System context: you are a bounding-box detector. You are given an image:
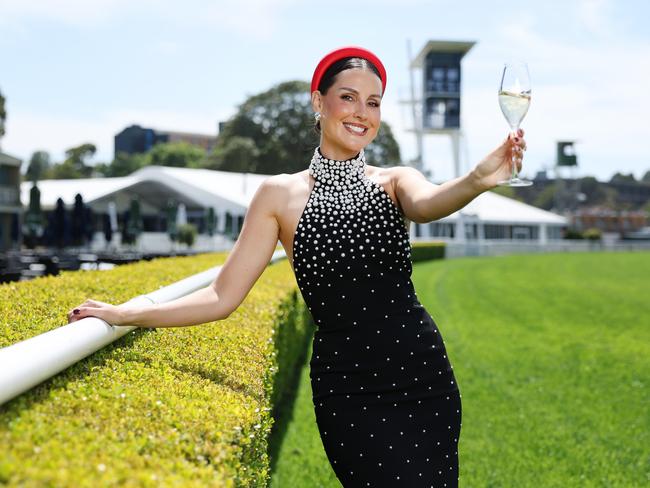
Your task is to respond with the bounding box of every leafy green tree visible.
[206,136,260,172]
[583,227,602,241]
[643,199,650,214]
[577,176,607,205]
[177,223,197,248]
[610,172,636,183]
[147,141,206,168]
[641,169,650,183]
[532,182,557,210]
[25,151,51,182]
[50,143,96,179]
[212,80,401,175]
[96,151,147,177]
[364,121,401,167]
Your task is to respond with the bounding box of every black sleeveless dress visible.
[292,147,462,487]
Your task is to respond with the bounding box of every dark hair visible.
[314,57,383,134]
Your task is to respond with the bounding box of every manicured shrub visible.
[177,223,198,248]
[0,253,311,487]
[410,241,446,262]
[582,227,602,241]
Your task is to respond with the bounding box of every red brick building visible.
[568,207,647,234]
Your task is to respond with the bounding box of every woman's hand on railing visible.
[67,299,126,326]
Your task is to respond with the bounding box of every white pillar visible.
[455,214,466,242]
[218,209,227,233]
[539,223,548,244]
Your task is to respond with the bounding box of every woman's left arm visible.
[394,129,527,223]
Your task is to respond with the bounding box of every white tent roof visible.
[144,166,268,208]
[21,165,566,225]
[21,174,137,208]
[439,190,566,225]
[20,166,271,212]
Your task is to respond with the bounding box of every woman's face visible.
[312,68,383,160]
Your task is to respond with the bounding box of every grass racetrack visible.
[269,251,650,487]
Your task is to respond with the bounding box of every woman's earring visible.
[314,112,321,121]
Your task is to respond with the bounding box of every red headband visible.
[311,46,387,95]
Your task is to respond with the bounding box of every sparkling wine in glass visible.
[497,61,533,186]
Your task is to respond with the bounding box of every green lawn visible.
[268,251,650,487]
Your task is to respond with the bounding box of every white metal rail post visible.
[0,250,287,406]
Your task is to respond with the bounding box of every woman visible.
[69,46,527,487]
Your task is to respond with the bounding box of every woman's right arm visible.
[68,175,286,328]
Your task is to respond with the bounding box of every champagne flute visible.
[497,61,533,186]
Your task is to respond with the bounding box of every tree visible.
[147,141,206,168]
[0,87,6,140]
[26,151,51,182]
[206,136,260,172]
[212,80,401,175]
[177,223,197,248]
[610,172,636,183]
[96,151,147,177]
[532,182,557,210]
[364,122,402,167]
[642,169,650,184]
[577,176,606,205]
[50,143,97,179]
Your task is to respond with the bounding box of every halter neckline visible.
[308,146,367,183]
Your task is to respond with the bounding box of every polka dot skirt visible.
[293,147,462,487]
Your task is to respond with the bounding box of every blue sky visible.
[1,0,649,183]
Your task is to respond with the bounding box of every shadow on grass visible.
[268,326,314,477]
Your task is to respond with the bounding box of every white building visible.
[22,165,567,253]
[411,190,568,256]
[413,190,566,242]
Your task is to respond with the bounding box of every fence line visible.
[412,238,650,258]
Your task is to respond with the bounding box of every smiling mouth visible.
[343,123,368,136]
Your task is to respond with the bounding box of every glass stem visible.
[510,128,519,179]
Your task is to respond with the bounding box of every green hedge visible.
[0,253,312,487]
[410,240,446,262]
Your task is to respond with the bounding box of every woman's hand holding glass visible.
[472,128,527,191]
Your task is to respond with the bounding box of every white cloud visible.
[155,40,182,56]
[191,0,297,40]
[0,0,138,28]
[576,0,614,35]
[0,0,298,39]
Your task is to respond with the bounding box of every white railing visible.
[0,250,287,406]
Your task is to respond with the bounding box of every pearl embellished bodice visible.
[293,146,415,329]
